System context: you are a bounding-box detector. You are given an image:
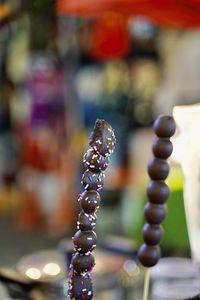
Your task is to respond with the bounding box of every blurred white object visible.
[155,30,200,115]
[152,257,200,279]
[0,283,11,300]
[172,104,200,262]
[152,280,200,300]
[151,257,200,300]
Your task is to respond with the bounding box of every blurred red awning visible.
[57,0,200,28]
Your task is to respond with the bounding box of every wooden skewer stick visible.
[142,268,151,300]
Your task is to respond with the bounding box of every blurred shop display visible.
[1,0,200,264]
[0,0,186,249]
[1,1,200,300]
[0,0,21,24]
[90,13,131,60]
[15,54,78,232]
[57,0,200,27]
[0,1,82,232]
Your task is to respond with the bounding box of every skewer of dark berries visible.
[137,115,176,300]
[68,119,116,300]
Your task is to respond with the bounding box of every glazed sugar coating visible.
[144,203,167,225]
[81,170,104,191]
[89,119,116,157]
[146,180,170,204]
[153,115,176,138]
[68,273,93,300]
[71,253,95,274]
[77,211,97,231]
[142,223,163,245]
[137,244,161,267]
[148,158,169,180]
[83,148,109,172]
[152,138,173,159]
[73,230,97,254]
[79,190,100,213]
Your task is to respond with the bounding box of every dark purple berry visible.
[152,138,173,159]
[137,244,161,267]
[73,230,97,254]
[71,253,95,273]
[153,115,176,138]
[144,203,167,224]
[79,190,100,213]
[147,180,170,204]
[68,273,93,299]
[83,149,109,172]
[142,223,163,245]
[77,211,96,231]
[81,170,104,191]
[148,158,169,180]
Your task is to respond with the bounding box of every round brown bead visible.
[71,253,95,273]
[81,170,104,191]
[144,203,167,224]
[142,223,163,245]
[77,211,96,231]
[137,244,161,267]
[83,149,109,173]
[68,273,93,299]
[148,158,169,180]
[73,230,97,254]
[153,115,176,138]
[152,138,173,159]
[147,180,170,204]
[79,190,100,213]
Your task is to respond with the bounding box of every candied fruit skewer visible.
[68,119,116,300]
[137,115,176,300]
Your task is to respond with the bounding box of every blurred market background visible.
[1,0,200,299]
